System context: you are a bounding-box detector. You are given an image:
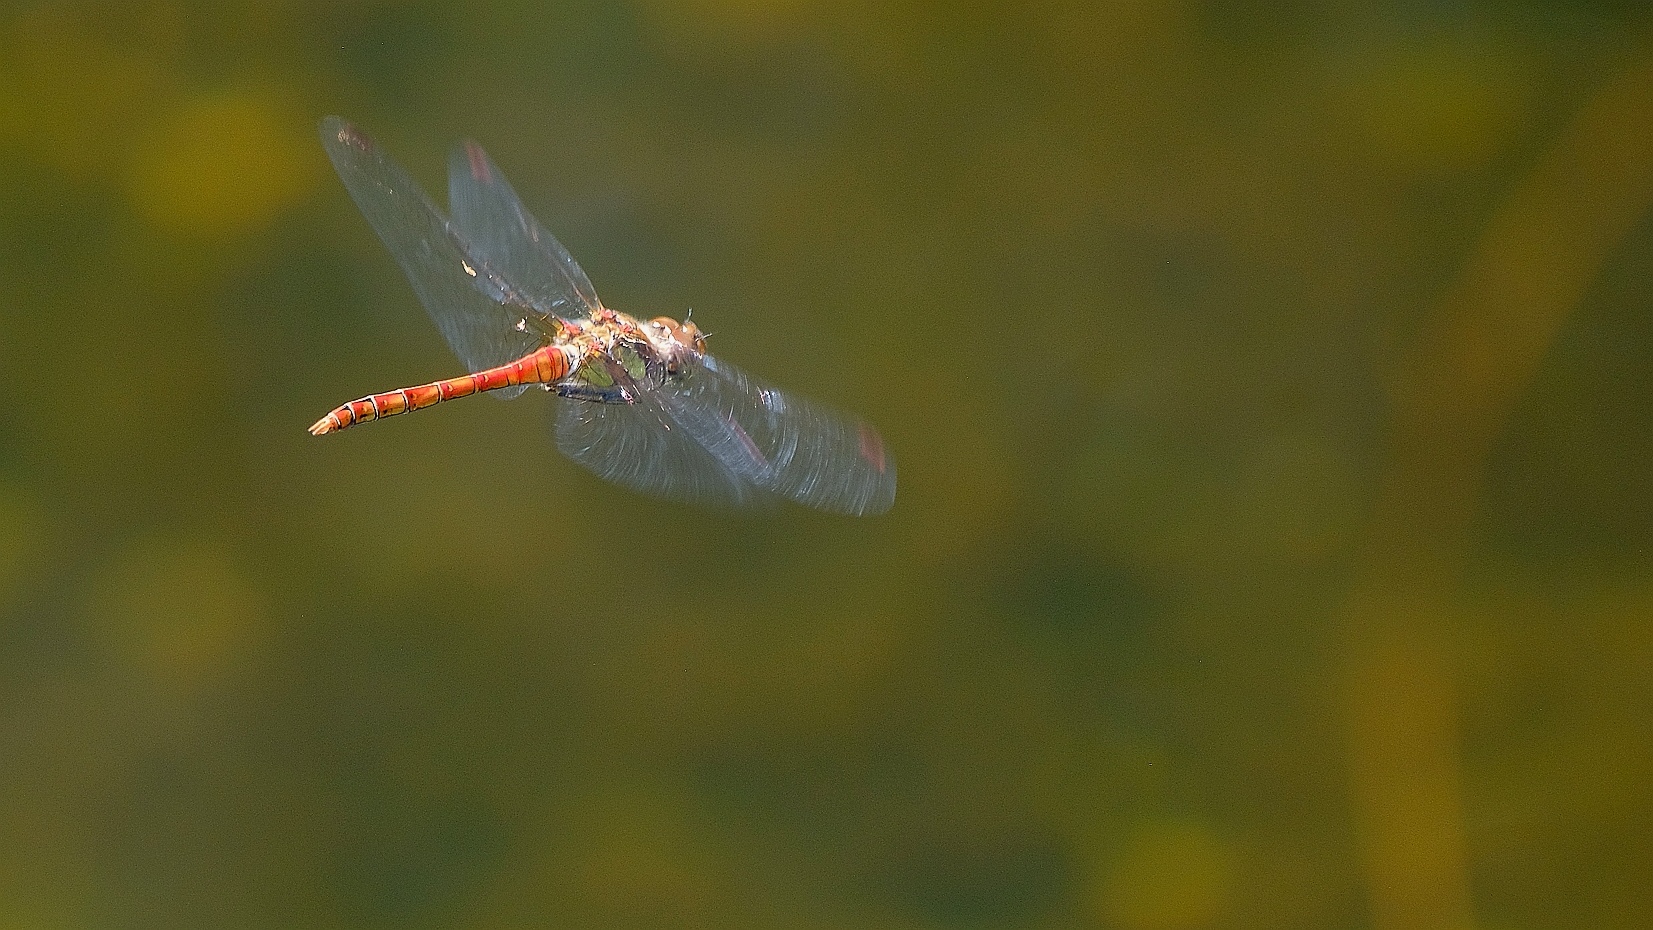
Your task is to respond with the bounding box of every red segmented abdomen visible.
[308,344,571,435]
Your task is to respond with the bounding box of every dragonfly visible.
[309,117,895,516]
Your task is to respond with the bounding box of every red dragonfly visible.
[309,118,895,515]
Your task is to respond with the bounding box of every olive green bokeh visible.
[2,3,1651,929]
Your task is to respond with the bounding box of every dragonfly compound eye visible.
[647,316,707,354]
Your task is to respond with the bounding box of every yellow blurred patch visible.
[0,8,174,179]
[0,893,79,930]
[0,480,45,609]
[126,91,320,236]
[894,372,1018,566]
[1094,819,1234,930]
[1345,41,1528,171]
[563,787,720,919]
[640,0,820,47]
[85,534,266,690]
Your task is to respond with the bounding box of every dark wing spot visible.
[464,140,491,182]
[858,424,887,473]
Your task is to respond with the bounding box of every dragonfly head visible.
[644,316,707,356]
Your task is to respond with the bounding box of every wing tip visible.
[462,140,492,183]
[319,116,373,154]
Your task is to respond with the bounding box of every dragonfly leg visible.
[554,382,634,404]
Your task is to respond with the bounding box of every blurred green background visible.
[3,2,1652,928]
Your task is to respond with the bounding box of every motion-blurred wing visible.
[657,355,896,515]
[319,117,537,397]
[557,350,896,515]
[556,388,768,510]
[448,139,603,320]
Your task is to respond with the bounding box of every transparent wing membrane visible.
[557,351,896,516]
[447,140,603,319]
[319,118,537,395]
[556,393,768,510]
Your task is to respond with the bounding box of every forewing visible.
[448,140,602,320]
[651,355,898,516]
[320,117,536,396]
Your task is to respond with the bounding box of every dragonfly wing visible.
[556,346,894,514]
[653,354,897,515]
[555,390,770,509]
[448,140,603,320]
[320,117,537,397]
